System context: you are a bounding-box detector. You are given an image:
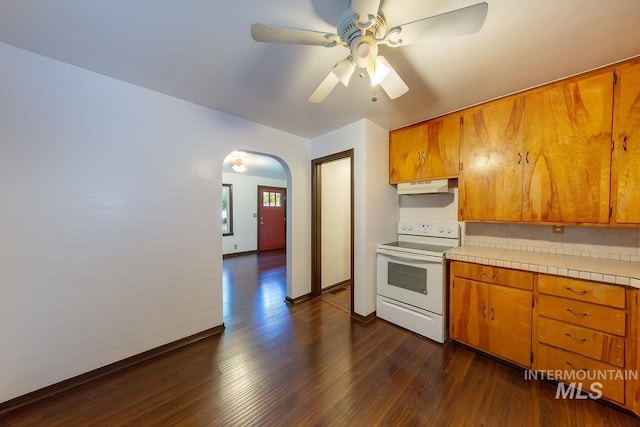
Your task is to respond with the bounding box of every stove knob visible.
[408,226,413,231]
[401,225,407,231]
[439,227,444,233]
[447,227,452,234]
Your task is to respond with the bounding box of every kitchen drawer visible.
[537,294,626,336]
[536,343,625,404]
[537,317,625,367]
[450,261,533,290]
[538,275,625,308]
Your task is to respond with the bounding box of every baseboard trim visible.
[352,311,376,324]
[320,279,351,293]
[223,250,258,259]
[0,324,225,416]
[285,293,313,304]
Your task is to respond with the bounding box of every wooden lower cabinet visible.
[450,261,640,414]
[534,274,636,409]
[450,262,533,368]
[535,343,625,404]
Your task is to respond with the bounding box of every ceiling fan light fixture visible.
[366,58,391,87]
[231,158,246,173]
[351,35,378,68]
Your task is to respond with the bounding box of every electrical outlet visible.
[552,225,564,234]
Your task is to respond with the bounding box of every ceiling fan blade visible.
[377,57,408,100]
[308,58,355,103]
[390,2,488,46]
[351,0,381,26]
[251,23,340,46]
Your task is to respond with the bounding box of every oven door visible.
[376,248,444,315]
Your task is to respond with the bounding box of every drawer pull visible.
[565,308,590,318]
[565,361,589,372]
[565,287,590,296]
[490,307,495,320]
[481,272,498,280]
[564,333,590,344]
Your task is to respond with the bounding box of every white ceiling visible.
[0,0,639,139]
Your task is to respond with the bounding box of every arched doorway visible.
[220,150,292,327]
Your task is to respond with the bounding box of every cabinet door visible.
[460,96,525,221]
[489,285,532,367]
[425,113,460,179]
[615,62,640,223]
[450,278,489,349]
[389,123,426,183]
[523,72,614,223]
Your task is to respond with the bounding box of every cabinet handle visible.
[418,151,421,162]
[422,150,426,161]
[481,305,487,319]
[481,272,498,280]
[565,361,589,372]
[565,333,590,344]
[525,151,530,163]
[490,307,495,320]
[565,287,589,296]
[565,308,590,318]
[623,136,628,151]
[517,152,522,164]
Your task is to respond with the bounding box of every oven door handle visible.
[376,248,443,263]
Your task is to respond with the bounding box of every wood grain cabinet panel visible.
[523,71,614,223]
[538,317,625,367]
[389,113,460,184]
[460,96,525,221]
[424,113,460,179]
[450,277,489,349]
[451,261,533,290]
[538,274,625,308]
[614,61,640,224]
[536,343,625,404]
[389,122,426,183]
[538,294,626,336]
[450,262,533,368]
[488,284,533,367]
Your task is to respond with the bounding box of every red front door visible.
[258,186,286,251]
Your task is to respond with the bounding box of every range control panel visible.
[398,221,460,238]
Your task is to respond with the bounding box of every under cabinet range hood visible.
[397,179,455,195]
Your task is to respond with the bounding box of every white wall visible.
[311,120,398,316]
[222,172,287,255]
[320,158,351,289]
[0,42,311,403]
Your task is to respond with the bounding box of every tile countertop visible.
[445,245,640,289]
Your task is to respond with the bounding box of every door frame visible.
[257,185,287,252]
[311,149,354,315]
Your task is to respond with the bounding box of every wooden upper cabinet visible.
[460,96,525,221]
[614,62,640,224]
[389,113,460,184]
[389,122,425,183]
[424,113,460,178]
[523,71,614,223]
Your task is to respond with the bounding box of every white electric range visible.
[376,220,460,343]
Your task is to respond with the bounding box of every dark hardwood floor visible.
[2,250,639,426]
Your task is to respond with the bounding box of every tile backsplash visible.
[464,223,640,262]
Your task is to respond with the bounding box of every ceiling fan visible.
[251,0,488,103]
